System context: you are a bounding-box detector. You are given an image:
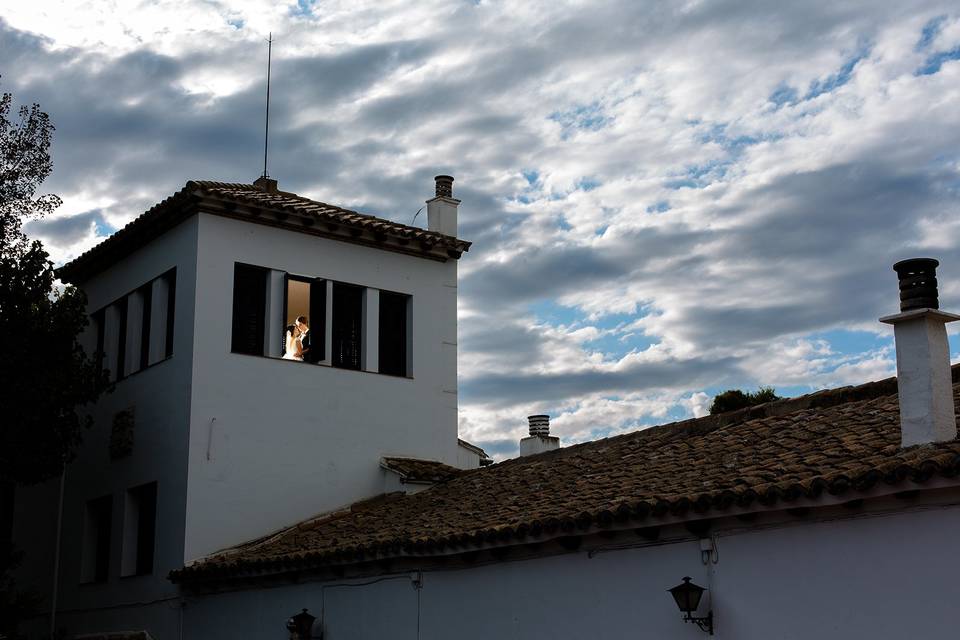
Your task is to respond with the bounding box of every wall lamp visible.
[286,608,322,640]
[668,577,713,635]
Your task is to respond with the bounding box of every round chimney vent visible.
[527,414,550,437]
[893,258,940,312]
[434,175,454,198]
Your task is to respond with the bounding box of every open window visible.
[379,291,411,377]
[81,494,113,583]
[283,275,326,363]
[121,482,157,577]
[332,283,363,370]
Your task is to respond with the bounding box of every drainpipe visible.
[50,464,66,638]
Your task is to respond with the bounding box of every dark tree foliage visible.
[0,87,61,252]
[709,386,781,415]
[0,82,109,486]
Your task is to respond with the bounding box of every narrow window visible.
[332,283,363,370]
[93,308,106,373]
[116,298,128,380]
[82,495,113,583]
[378,291,410,377]
[138,284,152,371]
[231,263,268,356]
[164,268,176,359]
[122,482,157,576]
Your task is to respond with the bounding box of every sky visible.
[3,1,960,458]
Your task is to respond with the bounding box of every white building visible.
[11,175,487,639]
[11,175,960,639]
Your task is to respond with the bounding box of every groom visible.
[295,316,314,363]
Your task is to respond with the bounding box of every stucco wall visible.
[12,217,199,636]
[180,501,960,640]
[183,213,459,560]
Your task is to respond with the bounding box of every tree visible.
[709,386,781,415]
[0,82,108,486]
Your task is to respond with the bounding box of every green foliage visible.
[709,386,782,415]
[0,81,109,485]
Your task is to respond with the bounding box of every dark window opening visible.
[332,283,363,370]
[164,268,176,359]
[116,298,128,380]
[378,291,410,377]
[83,495,112,583]
[231,263,268,356]
[122,482,157,576]
[138,284,152,371]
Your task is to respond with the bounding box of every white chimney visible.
[427,175,459,237]
[880,258,959,447]
[519,414,560,456]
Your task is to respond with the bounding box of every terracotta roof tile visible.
[380,457,462,483]
[171,370,960,584]
[58,180,471,282]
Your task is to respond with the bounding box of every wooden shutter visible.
[378,291,409,376]
[116,297,128,380]
[139,283,152,370]
[231,263,268,356]
[308,279,327,363]
[164,268,176,358]
[332,283,363,370]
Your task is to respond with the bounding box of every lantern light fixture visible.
[667,577,713,635]
[286,608,320,640]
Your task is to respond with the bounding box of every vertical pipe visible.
[49,465,66,638]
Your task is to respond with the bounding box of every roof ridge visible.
[494,365,960,467]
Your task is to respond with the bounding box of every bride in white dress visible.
[282,324,304,361]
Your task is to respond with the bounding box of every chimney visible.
[880,258,959,447]
[253,176,278,193]
[426,175,460,237]
[519,414,560,456]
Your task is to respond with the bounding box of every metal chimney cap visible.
[893,257,940,312]
[434,175,454,198]
[527,414,550,437]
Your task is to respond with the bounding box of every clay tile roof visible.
[58,180,471,283]
[170,369,960,584]
[381,457,463,483]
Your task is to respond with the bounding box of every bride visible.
[282,324,304,361]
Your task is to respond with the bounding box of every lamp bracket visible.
[683,611,713,635]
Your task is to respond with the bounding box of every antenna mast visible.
[262,32,273,179]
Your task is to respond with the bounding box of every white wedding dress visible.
[282,332,304,361]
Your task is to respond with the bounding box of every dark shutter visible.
[231,264,267,356]
[332,283,363,370]
[164,269,176,358]
[378,291,409,376]
[134,483,157,575]
[116,298,128,380]
[139,284,152,370]
[90,495,112,582]
[93,308,106,373]
[308,279,326,363]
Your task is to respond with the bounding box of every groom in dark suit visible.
[296,316,314,363]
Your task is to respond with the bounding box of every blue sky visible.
[4,1,960,457]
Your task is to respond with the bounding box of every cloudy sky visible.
[3,1,960,457]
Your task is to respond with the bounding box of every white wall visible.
[183,213,459,560]
[181,501,960,640]
[12,217,199,637]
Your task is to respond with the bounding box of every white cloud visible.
[4,1,960,456]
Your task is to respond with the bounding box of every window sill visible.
[229,351,414,380]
